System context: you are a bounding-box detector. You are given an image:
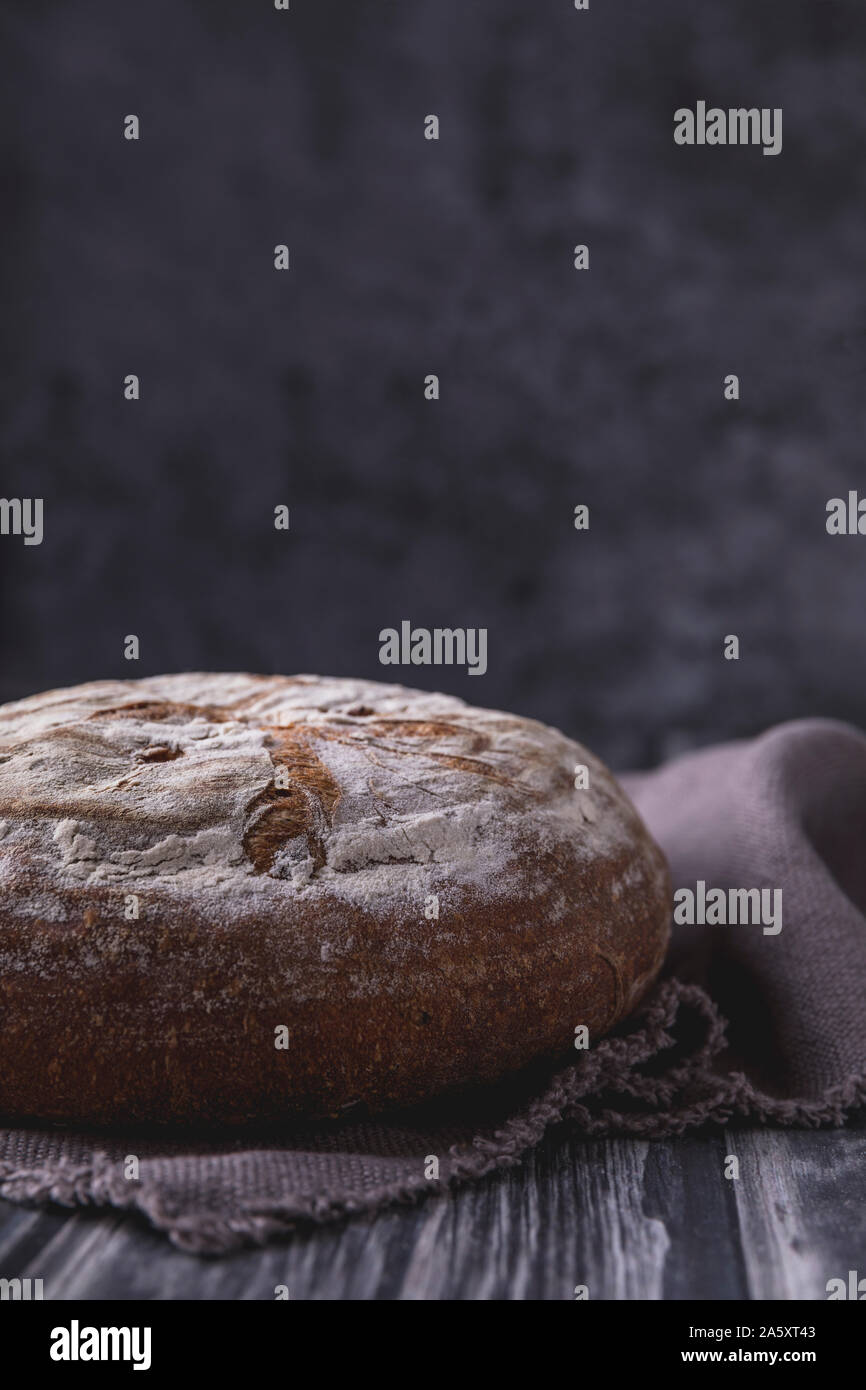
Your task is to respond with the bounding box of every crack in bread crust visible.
[243,728,342,875]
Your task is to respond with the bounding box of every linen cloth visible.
[2,718,864,1253]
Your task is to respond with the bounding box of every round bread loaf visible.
[0,673,670,1126]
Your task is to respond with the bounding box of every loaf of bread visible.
[0,673,670,1126]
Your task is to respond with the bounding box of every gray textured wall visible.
[1,0,865,768]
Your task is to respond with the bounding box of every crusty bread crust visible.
[0,673,671,1125]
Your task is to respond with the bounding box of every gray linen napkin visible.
[2,718,864,1253]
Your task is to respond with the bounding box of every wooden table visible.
[2,1117,863,1300]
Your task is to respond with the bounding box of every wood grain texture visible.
[728,1127,866,1300]
[0,1121,863,1300]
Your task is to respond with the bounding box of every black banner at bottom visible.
[3,1298,861,1376]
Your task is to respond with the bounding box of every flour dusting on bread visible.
[0,673,638,922]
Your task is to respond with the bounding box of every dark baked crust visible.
[0,673,671,1125]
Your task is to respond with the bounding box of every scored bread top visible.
[0,673,645,922]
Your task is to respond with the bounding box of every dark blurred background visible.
[1,0,865,770]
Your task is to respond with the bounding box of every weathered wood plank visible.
[0,1124,863,1300]
[639,1131,747,1300]
[728,1124,866,1301]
